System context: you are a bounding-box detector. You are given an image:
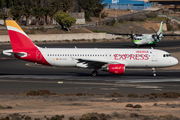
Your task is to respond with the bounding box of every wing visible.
[76,58,119,69]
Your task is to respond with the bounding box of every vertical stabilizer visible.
[157,21,164,35]
[6,20,36,51]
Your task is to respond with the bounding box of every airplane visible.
[3,20,178,76]
[108,21,180,47]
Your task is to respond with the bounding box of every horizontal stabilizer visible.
[3,49,27,57]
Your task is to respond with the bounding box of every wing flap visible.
[75,58,120,69]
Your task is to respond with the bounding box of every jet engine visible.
[103,64,125,74]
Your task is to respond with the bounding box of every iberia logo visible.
[112,67,121,69]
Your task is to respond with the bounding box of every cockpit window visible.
[163,54,171,57]
[136,38,142,40]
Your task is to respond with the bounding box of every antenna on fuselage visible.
[151,47,153,49]
[75,46,77,49]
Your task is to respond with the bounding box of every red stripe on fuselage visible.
[14,49,51,66]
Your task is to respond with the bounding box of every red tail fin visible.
[6,20,36,51]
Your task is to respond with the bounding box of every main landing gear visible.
[91,70,98,77]
[152,68,156,77]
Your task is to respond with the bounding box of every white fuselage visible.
[39,48,178,68]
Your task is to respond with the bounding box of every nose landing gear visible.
[152,68,156,77]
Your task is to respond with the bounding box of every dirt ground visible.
[0,94,180,120]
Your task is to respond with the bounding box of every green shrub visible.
[77,93,84,96]
[150,92,180,98]
[80,113,110,120]
[133,104,142,108]
[101,11,108,19]
[30,28,36,34]
[130,14,147,21]
[163,92,180,98]
[124,17,131,21]
[145,12,157,18]
[130,113,139,118]
[25,116,31,120]
[110,92,124,97]
[37,26,47,32]
[126,104,133,107]
[118,18,124,23]
[106,19,116,26]
[50,115,64,120]
[167,24,173,31]
[69,117,75,120]
[127,93,139,98]
[26,90,51,96]
[0,105,4,109]
[177,24,180,29]
[35,118,40,120]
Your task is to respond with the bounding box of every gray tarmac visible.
[0,40,180,95]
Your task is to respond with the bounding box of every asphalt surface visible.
[0,40,180,95]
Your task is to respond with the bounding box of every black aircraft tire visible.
[91,71,98,77]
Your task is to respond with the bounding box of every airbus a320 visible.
[3,20,178,76]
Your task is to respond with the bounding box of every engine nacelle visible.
[108,64,125,74]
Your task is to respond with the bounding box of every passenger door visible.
[152,51,157,62]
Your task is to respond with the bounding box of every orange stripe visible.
[6,20,24,32]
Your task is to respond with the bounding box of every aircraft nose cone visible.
[171,57,178,66]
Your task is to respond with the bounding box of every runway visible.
[0,40,180,95]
